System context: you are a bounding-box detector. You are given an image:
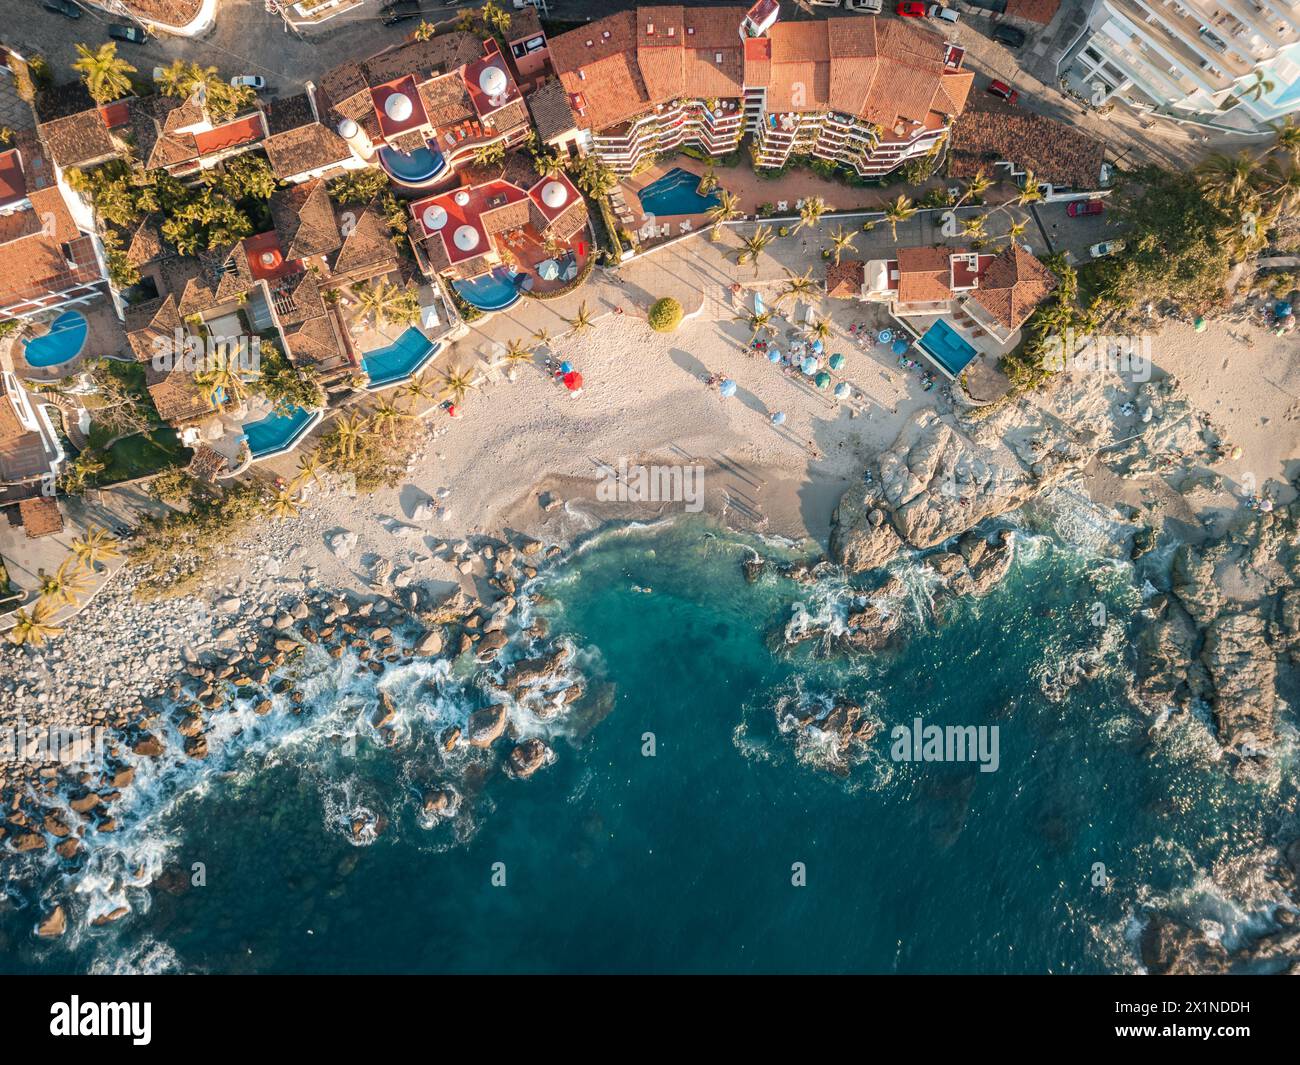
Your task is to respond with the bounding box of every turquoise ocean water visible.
[1,517,1292,974]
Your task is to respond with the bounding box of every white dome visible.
[422,204,448,231]
[453,190,471,207]
[478,65,508,98]
[384,92,413,122]
[337,118,359,138]
[540,180,568,209]
[453,225,480,252]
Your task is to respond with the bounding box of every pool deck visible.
[10,297,128,383]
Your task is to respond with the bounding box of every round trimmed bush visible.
[648,296,684,333]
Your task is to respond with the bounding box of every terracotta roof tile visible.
[895,245,953,304]
[264,122,352,181]
[18,496,62,538]
[527,78,578,142]
[825,259,864,299]
[270,179,342,260]
[144,360,216,425]
[949,98,1107,190]
[1005,0,1060,24]
[967,244,1057,330]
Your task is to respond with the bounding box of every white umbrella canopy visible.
[538,259,560,281]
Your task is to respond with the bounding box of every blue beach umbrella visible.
[767,349,781,363]
[771,410,786,425]
[719,378,737,397]
[891,338,909,355]
[800,356,818,375]
[560,361,573,374]
[811,339,824,354]
[754,292,765,315]
[834,382,851,399]
[828,353,845,370]
[877,328,893,344]
[814,371,831,390]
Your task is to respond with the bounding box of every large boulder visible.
[830,487,902,573]
[465,705,508,748]
[1171,543,1222,627]
[1201,611,1277,750]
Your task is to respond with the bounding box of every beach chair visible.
[680,220,692,233]
[660,224,670,238]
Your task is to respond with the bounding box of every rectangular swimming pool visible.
[917,319,979,378]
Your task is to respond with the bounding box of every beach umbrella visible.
[563,371,583,391]
[834,382,851,399]
[754,292,765,315]
[719,378,737,397]
[767,349,781,363]
[814,371,831,390]
[1194,316,1207,332]
[877,328,893,344]
[538,259,560,281]
[891,338,909,355]
[560,361,573,374]
[771,411,786,426]
[828,353,845,370]
[800,356,818,375]
[811,339,824,354]
[1230,445,1243,460]
[447,404,460,418]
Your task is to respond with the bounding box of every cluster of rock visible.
[780,696,879,767]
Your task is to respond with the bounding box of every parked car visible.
[846,0,884,10]
[230,75,266,90]
[1089,240,1125,258]
[107,23,147,45]
[1067,200,1105,218]
[927,3,959,21]
[380,0,421,23]
[986,79,1020,104]
[896,1,926,14]
[991,24,1027,48]
[42,0,81,18]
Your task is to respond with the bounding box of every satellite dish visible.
[384,92,413,123]
[453,190,470,207]
[478,65,508,98]
[541,181,568,209]
[337,118,359,138]
[453,225,480,252]
[422,204,448,231]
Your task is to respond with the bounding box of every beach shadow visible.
[399,484,433,520]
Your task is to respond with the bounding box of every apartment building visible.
[1060,0,1300,130]
[545,2,973,178]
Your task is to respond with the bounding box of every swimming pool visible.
[917,319,979,378]
[242,404,321,460]
[637,167,721,217]
[454,267,521,312]
[362,328,440,389]
[23,311,88,368]
[378,145,447,187]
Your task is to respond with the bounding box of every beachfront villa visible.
[407,157,591,312]
[316,31,534,191]
[828,243,1058,378]
[0,369,64,500]
[541,1,974,179]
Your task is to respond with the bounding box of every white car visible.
[230,75,266,90]
[846,0,883,10]
[1089,240,1125,259]
[928,3,959,21]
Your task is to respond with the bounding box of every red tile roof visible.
[967,244,1057,331]
[894,246,954,304]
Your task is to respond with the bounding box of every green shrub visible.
[648,296,684,333]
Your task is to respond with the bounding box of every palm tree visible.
[72,42,136,105]
[567,301,595,335]
[777,267,819,308]
[1240,69,1277,102]
[1270,116,1300,166]
[826,223,858,266]
[1001,219,1029,251]
[370,397,411,440]
[333,410,370,461]
[8,600,63,647]
[734,309,775,343]
[71,525,120,571]
[268,489,302,521]
[707,189,741,240]
[38,558,92,608]
[958,168,992,207]
[153,59,194,98]
[353,280,415,328]
[806,317,833,345]
[1011,169,1045,208]
[960,213,987,240]
[737,224,774,276]
[412,20,436,41]
[195,347,249,411]
[292,449,323,491]
[883,194,917,240]
[440,367,477,405]
[796,196,828,233]
[1196,150,1261,211]
[397,370,439,405]
[1262,159,1300,215]
[504,337,534,368]
[531,325,554,348]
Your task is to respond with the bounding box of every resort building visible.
[0,368,64,496]
[1058,0,1300,131]
[262,90,361,186]
[543,2,973,178]
[408,156,591,313]
[833,243,1057,377]
[948,100,1112,198]
[128,92,268,178]
[316,32,534,191]
[0,136,111,321]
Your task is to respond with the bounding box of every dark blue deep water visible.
[1,519,1292,973]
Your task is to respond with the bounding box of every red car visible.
[896,2,927,15]
[1067,200,1105,217]
[986,79,1019,104]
